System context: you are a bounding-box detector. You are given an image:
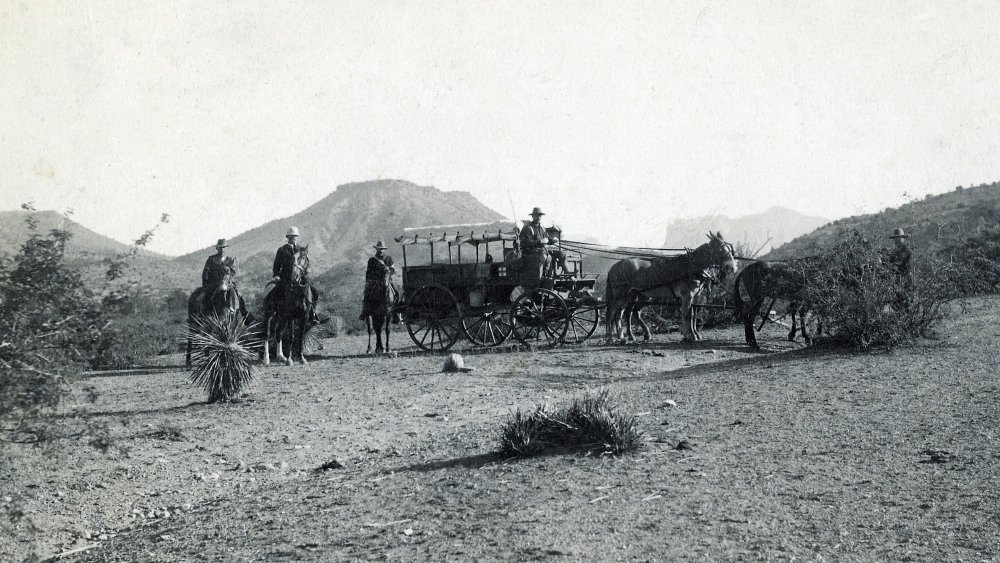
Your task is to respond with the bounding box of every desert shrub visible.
[187,314,258,403]
[797,229,984,349]
[498,389,643,457]
[0,206,105,443]
[91,313,183,369]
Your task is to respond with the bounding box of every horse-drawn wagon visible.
[393,222,602,352]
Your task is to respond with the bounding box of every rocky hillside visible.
[661,206,828,256]
[0,210,133,259]
[175,179,506,278]
[766,182,1000,259]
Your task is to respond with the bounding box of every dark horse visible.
[605,232,737,343]
[263,245,316,366]
[360,256,399,355]
[186,256,246,366]
[731,258,820,352]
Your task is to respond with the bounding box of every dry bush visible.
[799,229,985,349]
[498,389,643,457]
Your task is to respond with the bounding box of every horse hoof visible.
[284,358,292,366]
[300,357,309,365]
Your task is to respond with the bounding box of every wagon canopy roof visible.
[395,220,518,246]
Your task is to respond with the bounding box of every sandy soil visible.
[3,297,999,562]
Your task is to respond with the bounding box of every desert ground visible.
[3,297,999,562]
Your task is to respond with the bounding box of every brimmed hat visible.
[286,227,300,237]
[889,228,909,239]
[373,240,388,250]
[215,238,229,248]
[530,207,545,216]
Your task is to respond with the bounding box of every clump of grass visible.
[187,314,259,403]
[498,389,643,457]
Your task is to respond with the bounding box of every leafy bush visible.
[0,206,104,443]
[796,229,986,349]
[498,389,643,457]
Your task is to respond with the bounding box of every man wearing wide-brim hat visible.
[519,207,568,279]
[360,240,399,326]
[888,227,913,308]
[202,238,235,308]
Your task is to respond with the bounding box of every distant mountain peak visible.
[663,207,829,256]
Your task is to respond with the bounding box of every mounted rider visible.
[271,227,321,325]
[202,238,236,311]
[359,240,399,322]
[519,207,568,278]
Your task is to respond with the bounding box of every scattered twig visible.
[642,494,662,502]
[364,518,411,527]
[49,543,100,560]
[589,495,609,503]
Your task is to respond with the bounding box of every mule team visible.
[190,208,913,360]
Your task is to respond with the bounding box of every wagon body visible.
[393,223,601,351]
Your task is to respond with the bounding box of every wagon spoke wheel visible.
[405,284,462,352]
[511,288,569,348]
[566,303,601,344]
[463,308,512,347]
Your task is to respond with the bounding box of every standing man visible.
[888,227,913,309]
[202,238,233,310]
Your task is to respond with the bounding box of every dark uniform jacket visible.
[519,223,548,253]
[273,243,298,283]
[202,254,230,288]
[365,255,392,282]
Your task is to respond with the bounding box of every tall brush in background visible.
[186,314,259,403]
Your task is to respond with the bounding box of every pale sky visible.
[2,1,998,255]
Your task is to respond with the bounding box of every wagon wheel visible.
[405,284,462,352]
[463,308,513,347]
[566,303,601,343]
[511,288,569,347]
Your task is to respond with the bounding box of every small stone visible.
[442,353,465,372]
[403,528,414,536]
[660,400,677,408]
[279,462,290,472]
[98,534,108,541]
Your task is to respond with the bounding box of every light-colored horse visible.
[605,232,737,343]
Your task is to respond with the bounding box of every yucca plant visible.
[498,389,643,458]
[187,314,259,403]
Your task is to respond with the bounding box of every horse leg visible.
[679,294,695,342]
[366,315,373,355]
[275,318,290,365]
[263,316,272,365]
[296,318,308,365]
[788,306,799,341]
[374,315,384,354]
[634,303,651,342]
[745,298,764,352]
[383,313,391,353]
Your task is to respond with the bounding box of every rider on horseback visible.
[359,240,399,323]
[202,238,235,311]
[271,227,321,325]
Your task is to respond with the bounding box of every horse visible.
[605,232,737,343]
[360,255,399,354]
[731,258,821,352]
[263,245,316,366]
[186,256,245,366]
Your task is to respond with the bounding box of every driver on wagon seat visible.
[519,207,568,277]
